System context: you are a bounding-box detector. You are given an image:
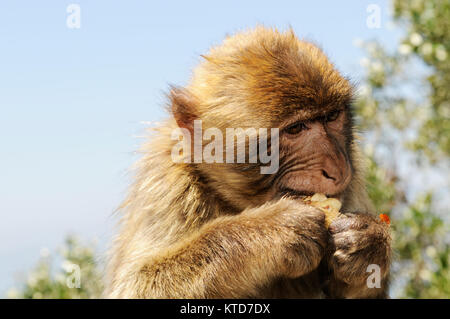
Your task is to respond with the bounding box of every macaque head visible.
[170,27,355,210]
[277,104,353,199]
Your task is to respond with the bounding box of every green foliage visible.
[365,154,399,214]
[356,0,450,162]
[357,0,450,298]
[394,0,450,160]
[7,236,104,299]
[394,195,450,298]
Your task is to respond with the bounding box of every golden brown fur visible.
[105,27,390,298]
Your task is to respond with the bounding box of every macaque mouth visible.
[279,188,315,199]
[279,187,344,201]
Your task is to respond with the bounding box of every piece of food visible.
[301,193,345,227]
[379,213,390,225]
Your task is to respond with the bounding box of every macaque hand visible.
[328,213,391,284]
[268,198,329,279]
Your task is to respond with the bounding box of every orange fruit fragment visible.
[379,213,390,225]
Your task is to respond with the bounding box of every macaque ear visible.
[169,86,198,132]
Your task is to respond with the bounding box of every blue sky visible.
[0,0,400,295]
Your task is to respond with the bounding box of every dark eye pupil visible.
[327,110,340,122]
[286,122,307,134]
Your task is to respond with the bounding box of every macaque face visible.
[276,107,353,199]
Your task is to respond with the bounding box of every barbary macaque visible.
[105,27,391,298]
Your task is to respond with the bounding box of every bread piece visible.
[302,193,345,227]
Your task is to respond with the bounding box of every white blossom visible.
[420,42,433,56]
[398,44,412,55]
[425,245,437,258]
[435,45,447,61]
[419,269,432,281]
[359,57,370,68]
[40,247,50,258]
[409,33,423,46]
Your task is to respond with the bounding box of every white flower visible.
[370,61,384,73]
[393,104,405,118]
[411,0,422,10]
[32,292,43,299]
[438,103,450,117]
[358,84,371,97]
[27,274,38,287]
[398,44,412,55]
[359,57,370,68]
[55,273,66,283]
[6,288,20,299]
[419,269,432,281]
[40,247,50,258]
[409,33,423,46]
[61,260,75,272]
[421,8,434,21]
[404,209,413,219]
[425,246,437,258]
[364,144,375,156]
[420,42,433,56]
[435,45,447,61]
[366,42,378,55]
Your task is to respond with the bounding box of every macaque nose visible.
[317,157,352,194]
[321,157,343,184]
[321,169,337,181]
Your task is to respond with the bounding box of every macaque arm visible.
[114,199,327,298]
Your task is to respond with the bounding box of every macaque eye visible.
[326,110,341,122]
[285,121,308,135]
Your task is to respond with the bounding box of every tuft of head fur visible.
[187,26,353,129]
